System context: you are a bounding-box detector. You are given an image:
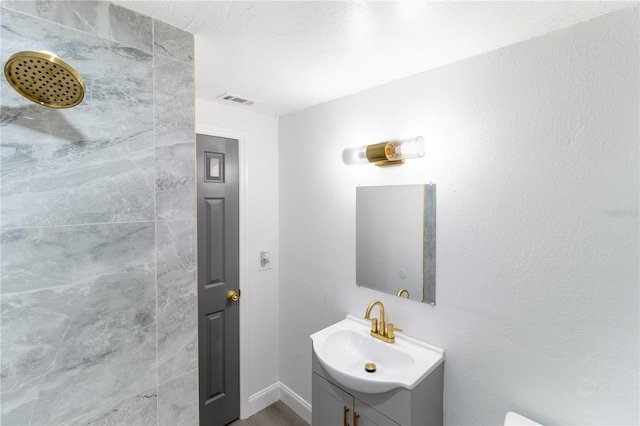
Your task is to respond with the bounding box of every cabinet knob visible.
[343,406,350,426]
[354,412,360,426]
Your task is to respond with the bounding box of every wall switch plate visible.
[259,251,272,271]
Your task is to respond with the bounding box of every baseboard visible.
[279,382,312,425]
[247,382,280,417]
[247,382,312,424]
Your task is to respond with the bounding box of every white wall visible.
[279,7,639,426]
[195,100,280,414]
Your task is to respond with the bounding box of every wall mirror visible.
[356,184,436,304]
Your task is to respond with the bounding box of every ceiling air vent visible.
[217,93,257,106]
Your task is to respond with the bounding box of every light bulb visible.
[342,136,426,166]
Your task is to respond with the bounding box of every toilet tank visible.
[504,412,542,425]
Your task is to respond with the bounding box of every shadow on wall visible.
[1,105,84,141]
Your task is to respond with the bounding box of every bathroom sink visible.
[310,315,444,394]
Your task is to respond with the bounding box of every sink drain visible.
[364,363,377,373]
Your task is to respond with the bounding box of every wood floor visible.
[229,401,309,426]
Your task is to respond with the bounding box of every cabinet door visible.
[313,373,354,426]
[354,398,400,426]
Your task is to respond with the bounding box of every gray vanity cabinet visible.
[313,373,352,426]
[313,372,399,426]
[355,399,401,426]
[312,352,444,426]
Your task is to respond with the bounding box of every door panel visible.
[205,198,225,286]
[204,310,225,401]
[354,399,399,426]
[312,373,353,426]
[197,134,240,426]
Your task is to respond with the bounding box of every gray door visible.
[197,134,240,426]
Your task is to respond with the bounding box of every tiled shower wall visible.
[0,2,197,425]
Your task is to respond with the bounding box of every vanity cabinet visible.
[313,373,399,426]
[312,352,444,426]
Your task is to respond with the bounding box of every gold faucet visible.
[364,300,402,343]
[397,288,410,298]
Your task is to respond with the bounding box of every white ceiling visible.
[115,1,634,116]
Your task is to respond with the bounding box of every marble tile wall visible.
[152,16,197,426]
[0,2,196,425]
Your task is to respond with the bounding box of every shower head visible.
[3,51,85,108]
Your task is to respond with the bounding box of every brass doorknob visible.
[226,290,240,302]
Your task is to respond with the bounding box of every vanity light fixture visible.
[343,136,426,166]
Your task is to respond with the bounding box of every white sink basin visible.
[310,315,444,394]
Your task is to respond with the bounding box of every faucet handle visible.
[386,323,402,340]
[368,318,378,334]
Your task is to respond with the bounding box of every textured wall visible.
[0,2,196,425]
[279,7,639,425]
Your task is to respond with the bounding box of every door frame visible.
[195,124,250,420]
